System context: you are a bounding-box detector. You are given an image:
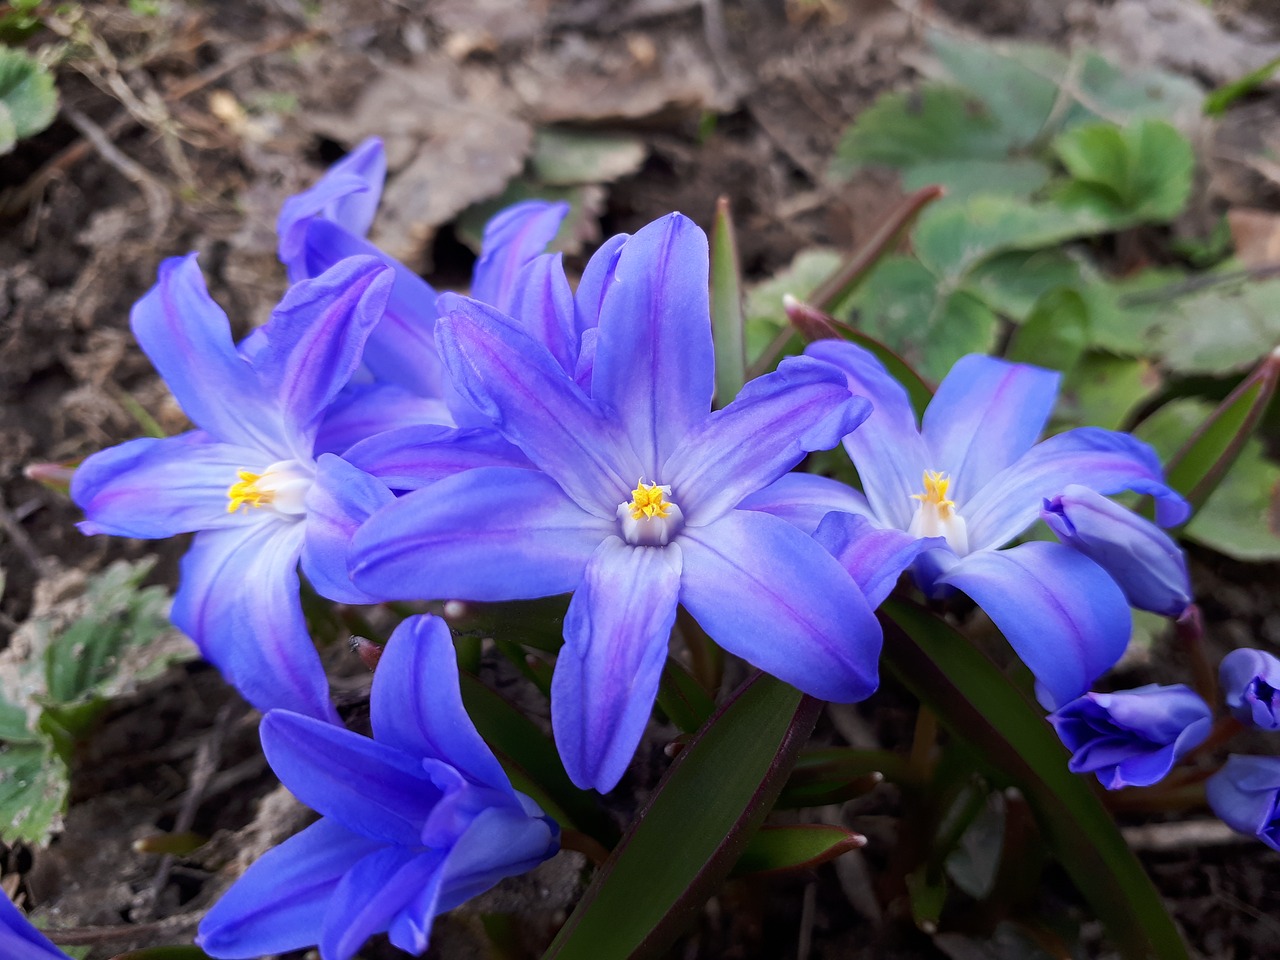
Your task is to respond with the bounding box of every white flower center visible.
[616,479,684,546]
[227,459,314,518]
[908,470,969,554]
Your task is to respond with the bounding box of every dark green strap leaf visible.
[881,600,1188,960]
[730,823,865,878]
[711,195,747,406]
[543,675,820,960]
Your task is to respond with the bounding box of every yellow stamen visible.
[911,470,955,521]
[627,480,671,522]
[227,469,275,513]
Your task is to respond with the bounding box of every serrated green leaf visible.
[1053,120,1194,223]
[0,46,57,153]
[1057,352,1161,431]
[1142,276,1280,376]
[530,128,647,187]
[543,675,820,960]
[0,739,68,844]
[743,247,842,361]
[902,158,1051,201]
[1074,49,1203,124]
[966,249,1083,321]
[730,824,863,878]
[881,600,1189,960]
[1005,287,1089,372]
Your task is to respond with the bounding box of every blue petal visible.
[804,340,930,530]
[1220,648,1280,730]
[277,137,386,279]
[299,220,446,398]
[510,252,577,372]
[813,512,948,609]
[663,356,871,525]
[1042,484,1191,617]
[371,614,512,792]
[320,846,447,960]
[352,466,611,602]
[736,472,873,534]
[131,254,285,451]
[72,434,265,538]
[470,200,569,315]
[590,214,714,476]
[254,257,394,457]
[172,522,336,722]
[0,891,68,960]
[300,454,393,603]
[678,510,881,703]
[921,354,1060,507]
[936,541,1130,709]
[574,326,598,389]
[314,382,454,456]
[962,427,1190,552]
[1207,755,1280,850]
[344,424,530,492]
[436,804,559,914]
[435,294,645,517]
[551,537,682,792]
[261,710,441,845]
[573,231,628,340]
[196,818,383,960]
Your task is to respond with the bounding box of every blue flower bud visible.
[1207,755,1280,851]
[1220,648,1280,730]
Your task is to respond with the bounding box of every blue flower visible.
[1207,755,1280,851]
[1048,684,1211,789]
[1220,648,1280,730]
[0,892,71,960]
[806,344,1189,708]
[197,614,558,960]
[72,254,395,721]
[352,213,882,793]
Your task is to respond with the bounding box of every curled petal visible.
[1207,755,1280,851]
[663,356,871,525]
[343,424,529,492]
[679,510,882,703]
[320,846,446,960]
[470,200,569,315]
[551,538,682,792]
[573,231,628,340]
[436,804,559,914]
[921,354,1060,506]
[814,512,947,609]
[314,382,454,457]
[937,541,1130,710]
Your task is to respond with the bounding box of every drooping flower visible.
[0,892,71,960]
[197,615,558,960]
[807,344,1190,708]
[1220,648,1280,730]
[1206,755,1280,851]
[352,213,883,793]
[1048,684,1211,789]
[72,254,395,721]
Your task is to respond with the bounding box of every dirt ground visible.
[4,1,1280,957]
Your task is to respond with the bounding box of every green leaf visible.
[107,948,213,960]
[1005,287,1089,372]
[945,790,1005,899]
[0,739,68,844]
[881,600,1189,960]
[656,657,716,734]
[777,747,906,808]
[458,673,616,846]
[1074,49,1203,124]
[1142,275,1280,376]
[710,196,746,406]
[1053,120,1194,223]
[965,249,1084,322]
[1204,55,1280,116]
[530,128,647,186]
[902,158,1051,201]
[743,247,841,361]
[730,824,864,878]
[542,676,820,960]
[0,46,57,154]
[1186,441,1280,560]
[1057,352,1161,431]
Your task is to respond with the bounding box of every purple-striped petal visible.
[813,512,948,609]
[277,137,386,279]
[72,433,266,538]
[936,541,1130,710]
[1207,755,1280,850]
[314,382,454,457]
[435,294,645,517]
[737,472,874,534]
[663,356,869,525]
[371,615,511,792]
[921,354,1060,506]
[131,254,284,451]
[551,537,681,792]
[352,466,611,602]
[678,510,882,703]
[435,804,559,913]
[1221,648,1280,730]
[320,846,446,960]
[172,522,336,722]
[261,710,441,846]
[804,340,930,530]
[591,214,713,476]
[196,818,384,959]
[573,231,628,340]
[254,257,393,457]
[510,252,576,372]
[300,454,393,603]
[470,200,569,315]
[343,424,529,492]
[963,427,1190,551]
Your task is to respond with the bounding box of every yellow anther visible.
[227,469,275,513]
[911,470,955,520]
[627,480,672,522]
